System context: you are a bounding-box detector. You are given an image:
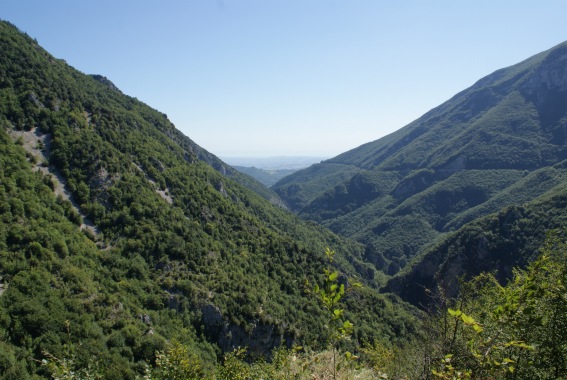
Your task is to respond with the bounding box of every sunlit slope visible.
[0,20,418,378]
[386,178,567,306]
[274,40,567,275]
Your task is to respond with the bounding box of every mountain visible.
[273,41,567,283]
[224,157,327,187]
[385,178,567,305]
[0,21,418,378]
[222,156,327,170]
[232,165,297,187]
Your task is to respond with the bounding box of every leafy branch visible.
[306,248,361,379]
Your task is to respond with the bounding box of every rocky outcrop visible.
[28,91,45,108]
[522,44,567,102]
[89,74,122,93]
[201,304,293,358]
[384,203,556,308]
[0,276,6,296]
[9,127,100,237]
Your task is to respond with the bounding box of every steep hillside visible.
[0,21,417,378]
[274,40,567,276]
[386,178,567,306]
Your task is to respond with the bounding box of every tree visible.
[307,248,360,379]
[145,341,205,380]
[433,231,567,379]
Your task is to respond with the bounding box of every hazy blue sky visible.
[2,1,566,157]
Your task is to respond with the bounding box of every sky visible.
[1,1,567,158]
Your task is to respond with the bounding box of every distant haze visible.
[222,156,326,170]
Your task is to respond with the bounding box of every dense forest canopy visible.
[0,19,566,379]
[0,20,419,378]
[274,40,567,295]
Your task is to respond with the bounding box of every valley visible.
[223,156,327,187]
[0,19,566,379]
[274,40,567,301]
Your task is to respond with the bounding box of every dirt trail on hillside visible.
[9,127,100,237]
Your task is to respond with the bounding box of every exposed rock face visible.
[8,127,100,237]
[523,46,567,100]
[269,195,288,210]
[202,304,224,329]
[217,323,292,359]
[28,92,45,108]
[0,277,6,296]
[150,157,166,173]
[522,45,567,136]
[90,167,117,209]
[215,181,228,197]
[201,304,293,358]
[89,74,122,93]
[384,204,553,308]
[139,313,152,325]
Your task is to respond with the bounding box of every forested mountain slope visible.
[274,40,567,277]
[0,21,418,378]
[386,177,567,305]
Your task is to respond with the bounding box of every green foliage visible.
[214,344,381,380]
[431,233,567,379]
[216,348,251,380]
[353,233,567,380]
[311,249,357,343]
[41,348,103,380]
[307,248,361,379]
[146,341,205,380]
[0,20,419,378]
[358,340,393,378]
[274,41,567,281]
[389,184,567,306]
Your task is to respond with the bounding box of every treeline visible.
[33,233,567,379]
[0,20,417,378]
